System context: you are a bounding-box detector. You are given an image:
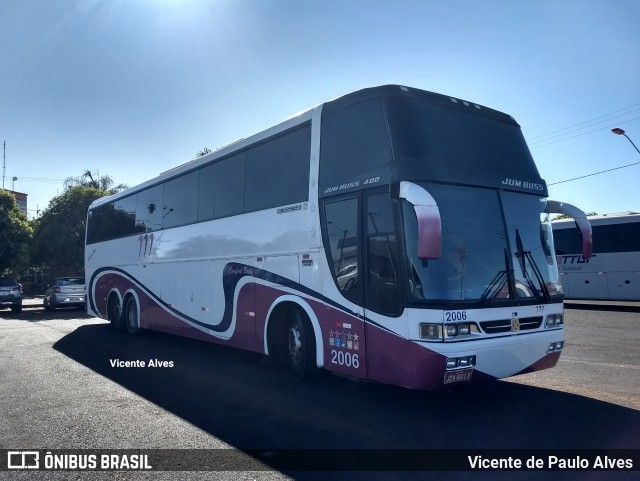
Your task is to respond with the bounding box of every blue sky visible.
[1,0,639,218]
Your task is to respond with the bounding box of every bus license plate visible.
[443,368,473,384]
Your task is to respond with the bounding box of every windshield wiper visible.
[481,249,513,305]
[515,229,551,303]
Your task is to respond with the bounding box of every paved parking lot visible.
[1,302,638,480]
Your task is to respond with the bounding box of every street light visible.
[611,128,640,156]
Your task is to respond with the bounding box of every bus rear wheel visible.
[107,294,124,331]
[286,308,318,381]
[124,297,140,335]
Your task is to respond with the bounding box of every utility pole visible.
[2,141,5,189]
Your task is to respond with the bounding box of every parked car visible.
[43,277,86,310]
[0,277,23,312]
[336,263,358,291]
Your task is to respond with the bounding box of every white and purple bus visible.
[85,85,592,390]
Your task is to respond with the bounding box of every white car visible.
[44,277,86,310]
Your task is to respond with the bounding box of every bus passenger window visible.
[163,171,198,229]
[135,185,163,232]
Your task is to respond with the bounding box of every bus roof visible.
[323,84,519,125]
[89,84,533,210]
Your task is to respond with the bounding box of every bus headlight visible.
[445,323,471,338]
[420,323,443,340]
[545,314,564,328]
[420,323,477,341]
[457,323,471,336]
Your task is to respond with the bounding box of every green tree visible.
[63,169,127,194]
[0,189,32,275]
[552,212,598,221]
[30,186,105,272]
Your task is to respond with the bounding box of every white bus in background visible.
[553,212,640,301]
[85,85,592,391]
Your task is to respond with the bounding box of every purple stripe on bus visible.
[91,269,556,391]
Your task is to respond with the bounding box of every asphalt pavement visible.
[2,299,639,481]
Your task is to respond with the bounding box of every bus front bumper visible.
[413,329,564,389]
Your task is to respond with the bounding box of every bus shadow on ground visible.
[53,324,640,480]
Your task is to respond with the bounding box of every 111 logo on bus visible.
[138,233,154,258]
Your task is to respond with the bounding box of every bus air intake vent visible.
[480,316,543,334]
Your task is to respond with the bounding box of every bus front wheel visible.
[286,308,318,381]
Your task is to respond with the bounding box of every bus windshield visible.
[403,183,561,304]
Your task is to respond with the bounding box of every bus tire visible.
[124,296,140,336]
[107,293,125,331]
[286,307,318,381]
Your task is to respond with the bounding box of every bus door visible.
[361,189,406,383]
[363,190,404,318]
[321,194,366,375]
[322,189,404,379]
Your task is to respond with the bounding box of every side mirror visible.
[396,181,442,260]
[545,200,593,259]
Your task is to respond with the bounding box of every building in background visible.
[6,190,28,215]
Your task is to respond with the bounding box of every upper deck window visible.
[87,124,311,244]
[198,153,245,221]
[319,99,391,194]
[245,125,311,212]
[386,96,544,193]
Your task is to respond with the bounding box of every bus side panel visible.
[564,272,609,299]
[139,280,260,352]
[140,261,216,330]
[89,266,263,352]
[253,255,300,342]
[607,271,640,300]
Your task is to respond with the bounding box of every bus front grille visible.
[480,316,543,334]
